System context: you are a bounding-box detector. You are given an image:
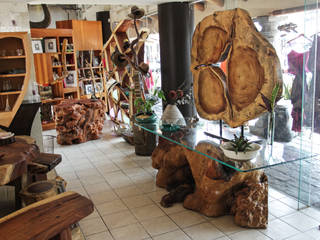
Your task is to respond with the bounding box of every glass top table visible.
[135,120,320,172]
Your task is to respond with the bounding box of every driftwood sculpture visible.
[54,99,106,145]
[191,8,282,127]
[152,139,268,228]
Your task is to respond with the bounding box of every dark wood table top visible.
[0,138,40,185]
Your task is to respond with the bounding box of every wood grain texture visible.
[0,138,40,185]
[30,28,72,38]
[33,53,53,86]
[57,20,103,51]
[191,9,283,127]
[152,140,268,228]
[0,191,94,240]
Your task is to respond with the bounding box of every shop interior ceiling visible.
[25,0,309,18]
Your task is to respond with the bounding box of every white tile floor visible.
[47,120,320,240]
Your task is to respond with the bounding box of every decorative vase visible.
[161,104,186,126]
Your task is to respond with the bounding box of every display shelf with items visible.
[31,21,103,130]
[77,50,105,100]
[0,32,31,127]
[31,28,79,130]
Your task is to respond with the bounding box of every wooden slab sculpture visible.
[152,139,268,228]
[54,99,106,145]
[191,8,283,127]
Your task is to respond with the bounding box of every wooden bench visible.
[0,191,93,240]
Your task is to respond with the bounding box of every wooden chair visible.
[0,191,94,240]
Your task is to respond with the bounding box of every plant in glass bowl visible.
[220,134,261,161]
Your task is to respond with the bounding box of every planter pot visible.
[133,113,157,156]
[135,112,157,124]
[220,142,261,161]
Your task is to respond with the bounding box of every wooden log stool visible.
[20,180,58,206]
[28,153,62,183]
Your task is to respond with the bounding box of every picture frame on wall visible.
[95,82,103,93]
[44,38,57,53]
[85,84,93,95]
[64,71,77,87]
[31,40,43,53]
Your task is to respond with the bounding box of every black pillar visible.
[96,11,112,44]
[158,2,195,118]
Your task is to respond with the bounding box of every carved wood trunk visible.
[54,99,106,145]
[152,140,268,228]
[191,8,283,127]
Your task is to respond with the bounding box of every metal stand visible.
[241,125,244,137]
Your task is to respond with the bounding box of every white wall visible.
[0,0,43,150]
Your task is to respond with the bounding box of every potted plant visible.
[133,88,165,156]
[220,134,261,160]
[134,88,165,123]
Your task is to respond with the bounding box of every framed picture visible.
[95,82,103,93]
[64,71,77,87]
[44,38,57,53]
[32,40,43,53]
[85,84,93,95]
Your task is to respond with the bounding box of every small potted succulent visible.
[220,134,261,160]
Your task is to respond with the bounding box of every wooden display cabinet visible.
[31,28,78,130]
[0,32,31,127]
[31,21,103,130]
[56,20,103,51]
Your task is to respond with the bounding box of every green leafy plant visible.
[229,134,253,154]
[283,83,291,100]
[260,82,282,112]
[134,89,166,115]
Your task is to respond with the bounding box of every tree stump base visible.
[152,139,268,229]
[54,99,106,145]
[20,180,58,206]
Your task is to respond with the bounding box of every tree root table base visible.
[152,138,268,229]
[54,99,106,145]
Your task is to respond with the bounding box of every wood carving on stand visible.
[54,99,106,145]
[152,139,268,229]
[191,8,283,127]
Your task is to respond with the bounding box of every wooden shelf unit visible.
[101,19,147,126]
[31,20,103,130]
[31,28,77,130]
[0,32,31,127]
[0,73,26,78]
[0,56,26,59]
[41,97,64,104]
[0,91,22,96]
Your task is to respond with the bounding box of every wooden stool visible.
[28,153,62,183]
[20,180,58,206]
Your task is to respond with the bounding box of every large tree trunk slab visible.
[191,8,282,127]
[54,99,106,145]
[152,140,268,229]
